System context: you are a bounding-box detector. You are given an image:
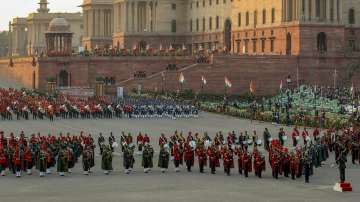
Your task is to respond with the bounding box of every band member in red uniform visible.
[292,126,300,147]
[313,127,320,141]
[253,149,265,178]
[242,151,252,177]
[143,134,150,144]
[159,134,167,147]
[24,146,34,175]
[0,145,7,176]
[137,133,144,152]
[207,145,219,174]
[302,127,309,145]
[12,147,22,177]
[235,146,244,175]
[290,152,300,180]
[184,143,195,172]
[223,146,234,176]
[282,148,290,178]
[172,143,181,172]
[271,151,281,179]
[196,144,207,173]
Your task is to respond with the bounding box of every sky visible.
[0,0,82,31]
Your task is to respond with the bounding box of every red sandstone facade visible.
[1,54,360,96]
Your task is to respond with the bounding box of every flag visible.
[279,80,283,91]
[250,80,256,94]
[182,44,187,51]
[146,44,150,51]
[201,76,207,85]
[224,77,232,88]
[179,72,185,84]
[161,72,165,81]
[132,44,137,51]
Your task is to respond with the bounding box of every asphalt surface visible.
[0,112,359,202]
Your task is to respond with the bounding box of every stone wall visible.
[1,55,360,96]
[0,57,38,89]
[119,55,360,96]
[0,56,195,91]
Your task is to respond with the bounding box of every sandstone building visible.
[82,0,360,56]
[1,0,360,96]
[10,0,83,56]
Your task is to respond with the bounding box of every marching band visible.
[0,126,357,183]
[0,88,198,121]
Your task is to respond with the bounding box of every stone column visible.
[93,9,98,37]
[114,4,118,33]
[110,9,114,35]
[304,0,309,21]
[311,0,316,21]
[146,2,151,32]
[333,0,338,23]
[100,9,105,37]
[131,2,134,32]
[84,11,87,36]
[121,3,125,32]
[293,0,298,21]
[285,0,288,22]
[126,2,129,32]
[337,0,341,23]
[134,1,138,32]
[326,0,331,22]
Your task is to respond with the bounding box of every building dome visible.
[47,18,71,33]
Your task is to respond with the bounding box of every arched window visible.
[59,70,69,87]
[349,8,355,24]
[224,19,232,51]
[317,32,327,52]
[286,33,292,55]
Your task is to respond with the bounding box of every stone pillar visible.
[333,0,338,23]
[304,0,309,21]
[153,1,156,31]
[146,2,151,32]
[100,9,105,37]
[337,0,341,23]
[311,0,316,20]
[293,0,298,21]
[93,9,97,37]
[126,2,129,32]
[326,0,331,22]
[110,8,113,34]
[121,3,125,33]
[284,0,288,22]
[131,2,134,32]
[90,9,94,36]
[114,4,118,33]
[134,1,138,32]
[282,0,285,22]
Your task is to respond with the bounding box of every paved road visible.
[0,113,359,202]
